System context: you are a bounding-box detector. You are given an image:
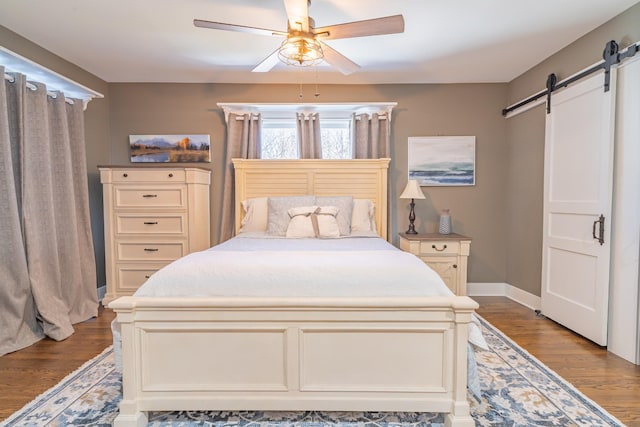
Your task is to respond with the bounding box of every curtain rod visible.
[503,40,639,118]
[4,73,76,105]
[1,46,103,110]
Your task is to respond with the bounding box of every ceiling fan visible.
[193,0,404,75]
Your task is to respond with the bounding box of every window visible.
[261,117,352,159]
[320,119,351,159]
[218,103,396,160]
[261,119,298,159]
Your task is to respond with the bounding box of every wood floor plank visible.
[1,297,639,425]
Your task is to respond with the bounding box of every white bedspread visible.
[135,236,451,298]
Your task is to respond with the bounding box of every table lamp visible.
[400,179,426,234]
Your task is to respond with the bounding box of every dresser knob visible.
[168,173,173,178]
[453,264,458,268]
[123,173,128,178]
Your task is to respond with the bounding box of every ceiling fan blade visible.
[314,15,404,40]
[252,49,282,73]
[194,19,285,37]
[319,42,360,75]
[283,0,309,32]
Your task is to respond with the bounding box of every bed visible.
[110,158,480,427]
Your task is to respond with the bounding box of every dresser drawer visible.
[116,213,186,235]
[111,169,186,183]
[417,240,460,255]
[117,241,185,261]
[116,264,168,292]
[115,187,185,208]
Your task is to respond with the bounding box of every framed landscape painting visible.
[408,136,476,186]
[129,134,211,163]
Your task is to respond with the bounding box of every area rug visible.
[2,316,624,427]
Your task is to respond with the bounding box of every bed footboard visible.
[110,296,477,427]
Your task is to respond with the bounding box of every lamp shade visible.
[400,179,426,199]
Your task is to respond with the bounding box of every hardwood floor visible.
[1,297,639,425]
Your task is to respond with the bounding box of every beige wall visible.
[504,2,640,296]
[108,82,509,282]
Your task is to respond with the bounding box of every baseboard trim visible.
[468,282,541,311]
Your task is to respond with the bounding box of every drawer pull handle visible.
[453,264,458,269]
[144,248,159,252]
[168,173,174,178]
[432,244,448,252]
[143,221,158,225]
[123,173,128,178]
[142,194,158,198]
[144,275,151,279]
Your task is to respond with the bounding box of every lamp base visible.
[406,199,418,234]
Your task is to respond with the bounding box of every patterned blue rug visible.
[2,316,624,427]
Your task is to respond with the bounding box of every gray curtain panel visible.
[297,112,321,159]
[0,69,98,355]
[353,112,390,159]
[0,71,43,355]
[219,112,261,242]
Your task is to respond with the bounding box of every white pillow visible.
[316,196,353,236]
[351,199,376,232]
[267,195,316,236]
[239,197,268,233]
[286,206,340,238]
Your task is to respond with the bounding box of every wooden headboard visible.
[232,158,390,240]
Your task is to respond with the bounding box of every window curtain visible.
[352,112,391,159]
[297,112,321,159]
[219,112,261,242]
[0,68,98,356]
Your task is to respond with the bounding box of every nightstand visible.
[398,232,471,295]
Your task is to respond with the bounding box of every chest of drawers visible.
[398,232,471,295]
[100,166,211,304]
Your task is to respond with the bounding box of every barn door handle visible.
[592,214,605,245]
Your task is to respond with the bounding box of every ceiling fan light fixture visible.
[278,34,324,67]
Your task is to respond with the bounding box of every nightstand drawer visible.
[116,213,186,235]
[115,187,186,208]
[116,241,185,261]
[417,240,459,255]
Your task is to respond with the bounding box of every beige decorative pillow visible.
[285,206,340,238]
[351,199,376,232]
[316,196,353,236]
[267,195,316,236]
[239,197,268,233]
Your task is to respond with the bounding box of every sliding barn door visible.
[541,70,616,346]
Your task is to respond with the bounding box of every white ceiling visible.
[1,0,638,85]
